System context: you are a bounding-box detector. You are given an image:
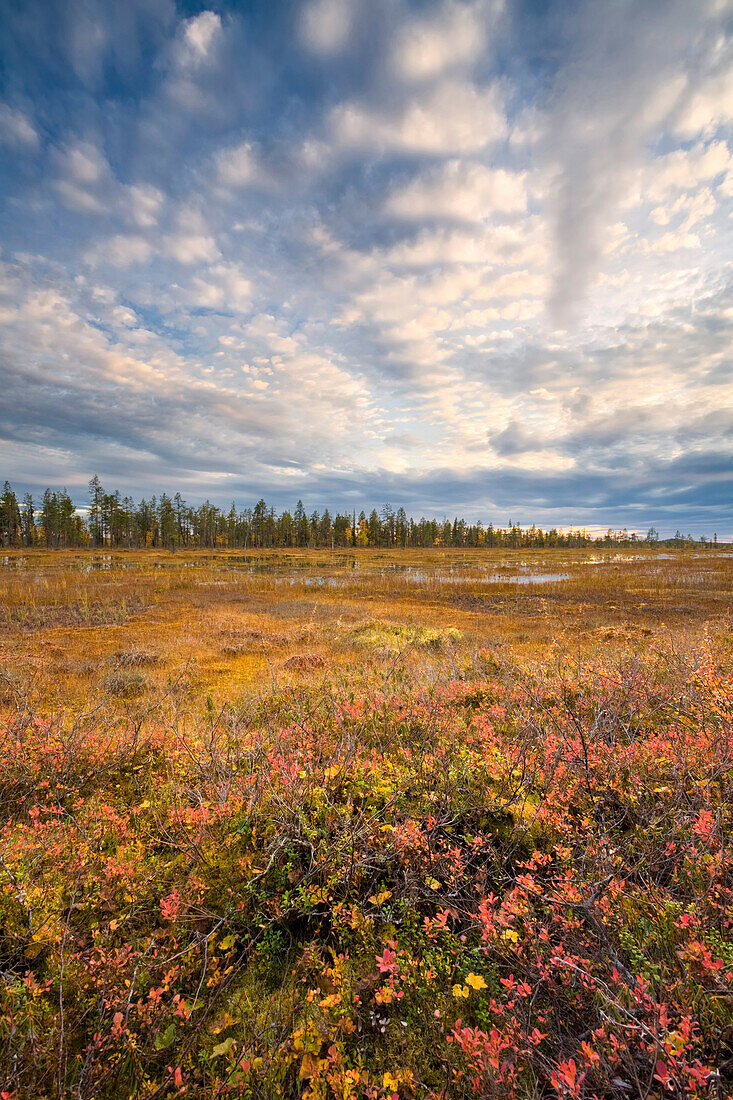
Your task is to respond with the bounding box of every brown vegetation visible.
[0,549,731,1098]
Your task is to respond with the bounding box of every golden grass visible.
[1,547,731,718]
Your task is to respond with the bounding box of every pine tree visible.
[88,475,104,546]
[22,493,36,546]
[0,481,21,547]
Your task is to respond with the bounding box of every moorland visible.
[0,548,731,1098]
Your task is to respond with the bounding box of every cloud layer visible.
[0,0,731,534]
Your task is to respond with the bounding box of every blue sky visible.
[0,0,731,535]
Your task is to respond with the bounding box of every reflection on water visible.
[287,569,571,587]
[2,552,730,597]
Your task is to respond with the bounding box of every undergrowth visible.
[0,633,731,1098]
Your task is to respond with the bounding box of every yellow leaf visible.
[465,972,487,991]
[452,983,470,999]
[213,1012,235,1035]
[503,929,519,943]
[299,1052,320,1079]
[383,1070,400,1090]
[368,890,392,906]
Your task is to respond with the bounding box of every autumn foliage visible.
[0,632,731,1098]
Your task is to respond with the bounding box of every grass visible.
[0,549,731,1098]
[2,548,730,712]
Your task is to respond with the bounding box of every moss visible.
[354,621,461,656]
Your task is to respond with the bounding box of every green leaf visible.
[153,1023,176,1051]
[212,1036,236,1058]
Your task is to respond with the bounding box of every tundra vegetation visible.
[0,547,731,1099]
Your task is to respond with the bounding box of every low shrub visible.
[0,637,730,1098]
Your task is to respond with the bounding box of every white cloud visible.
[651,187,716,228]
[674,64,733,136]
[385,161,526,222]
[165,233,220,264]
[3,0,733,529]
[52,141,165,227]
[127,184,165,228]
[460,298,540,325]
[382,219,546,268]
[187,263,252,310]
[55,179,110,214]
[0,105,38,147]
[541,1,716,321]
[300,0,354,55]
[215,142,261,188]
[86,234,153,267]
[648,229,701,253]
[390,0,492,82]
[384,308,452,343]
[331,79,505,154]
[111,305,138,327]
[53,140,113,214]
[461,307,499,326]
[164,205,220,265]
[179,11,222,65]
[646,141,732,199]
[475,269,548,299]
[163,10,224,111]
[214,263,252,309]
[60,140,108,185]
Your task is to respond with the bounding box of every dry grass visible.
[0,547,730,719]
[1,547,731,1098]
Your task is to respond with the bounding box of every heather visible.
[0,551,731,1098]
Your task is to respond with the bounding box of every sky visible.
[0,0,731,536]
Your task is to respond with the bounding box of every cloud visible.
[53,141,112,213]
[379,218,546,268]
[0,0,732,534]
[174,263,252,312]
[385,161,526,222]
[541,0,723,322]
[300,0,355,55]
[162,205,220,265]
[128,184,165,228]
[476,270,548,300]
[646,141,732,199]
[331,79,505,154]
[52,141,166,227]
[85,234,153,267]
[163,9,230,112]
[56,0,175,85]
[164,232,220,265]
[651,187,716,231]
[176,11,222,67]
[648,230,701,253]
[674,63,733,136]
[215,142,263,188]
[390,0,494,82]
[0,105,38,147]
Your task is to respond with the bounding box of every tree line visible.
[0,477,722,551]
